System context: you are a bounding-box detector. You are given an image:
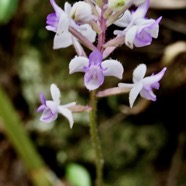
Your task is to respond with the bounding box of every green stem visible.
[89,90,103,186]
[0,87,61,186]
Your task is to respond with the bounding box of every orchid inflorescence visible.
[38,0,167,128]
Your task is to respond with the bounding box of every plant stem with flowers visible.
[37,0,167,185]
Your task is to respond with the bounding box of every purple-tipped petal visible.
[102,59,124,79]
[40,93,46,105]
[143,67,167,86]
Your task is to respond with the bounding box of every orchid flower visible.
[113,0,162,48]
[118,64,167,107]
[37,84,76,128]
[69,50,124,91]
[46,0,96,49]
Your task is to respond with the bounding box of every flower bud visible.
[70,1,92,22]
[108,0,126,11]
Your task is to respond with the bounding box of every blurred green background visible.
[0,0,186,186]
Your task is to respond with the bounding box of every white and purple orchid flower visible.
[69,50,124,91]
[37,84,76,128]
[114,0,162,48]
[46,0,96,49]
[118,64,167,107]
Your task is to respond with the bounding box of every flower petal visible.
[78,24,97,43]
[53,31,72,49]
[133,63,147,83]
[114,10,132,27]
[84,67,104,90]
[50,0,63,18]
[50,84,61,104]
[125,25,138,49]
[64,2,72,16]
[134,30,152,47]
[58,106,74,128]
[102,59,124,79]
[40,108,58,123]
[46,100,59,113]
[69,56,89,74]
[146,17,162,38]
[57,13,70,34]
[37,105,47,112]
[133,0,150,19]
[89,50,102,66]
[40,93,46,105]
[140,87,156,101]
[143,67,167,86]
[129,83,143,107]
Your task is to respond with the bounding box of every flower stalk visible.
[89,90,103,186]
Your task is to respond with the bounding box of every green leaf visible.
[0,0,19,24]
[66,163,92,186]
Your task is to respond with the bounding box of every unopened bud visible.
[108,0,126,11]
[70,1,92,22]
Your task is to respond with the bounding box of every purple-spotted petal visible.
[58,106,74,128]
[84,66,104,90]
[129,83,143,107]
[69,56,89,74]
[133,64,147,83]
[102,59,124,79]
